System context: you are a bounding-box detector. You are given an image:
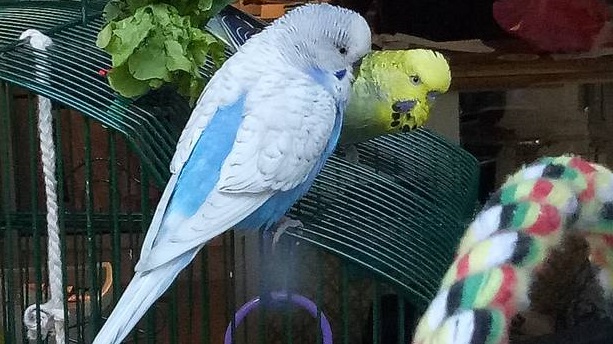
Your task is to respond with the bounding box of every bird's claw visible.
[270,217,304,248]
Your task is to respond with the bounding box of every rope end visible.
[23,302,64,341]
[19,29,53,51]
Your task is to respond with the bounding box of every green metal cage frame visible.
[0,1,481,343]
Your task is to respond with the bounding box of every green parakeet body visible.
[341,49,451,145]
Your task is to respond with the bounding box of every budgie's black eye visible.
[410,75,421,85]
[339,47,347,55]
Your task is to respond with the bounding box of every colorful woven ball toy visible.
[413,155,613,344]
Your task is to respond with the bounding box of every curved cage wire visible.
[211,3,479,308]
[0,2,480,343]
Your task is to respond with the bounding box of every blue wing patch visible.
[164,95,246,221]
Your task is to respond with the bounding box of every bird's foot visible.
[269,216,304,249]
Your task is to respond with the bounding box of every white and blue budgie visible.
[92,4,371,343]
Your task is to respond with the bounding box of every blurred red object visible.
[493,0,612,52]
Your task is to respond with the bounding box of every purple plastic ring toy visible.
[224,290,333,344]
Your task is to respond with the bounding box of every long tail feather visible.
[91,250,196,344]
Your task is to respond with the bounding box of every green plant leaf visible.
[166,25,184,41]
[128,44,170,81]
[198,0,213,12]
[148,78,165,89]
[149,3,174,27]
[103,1,123,22]
[176,70,205,105]
[96,23,114,49]
[165,40,193,73]
[98,0,231,103]
[208,39,226,68]
[189,77,205,100]
[107,64,150,98]
[188,30,212,66]
[109,10,154,66]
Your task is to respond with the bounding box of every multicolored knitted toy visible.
[413,155,613,344]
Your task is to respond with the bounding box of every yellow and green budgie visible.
[209,12,450,145]
[340,49,451,145]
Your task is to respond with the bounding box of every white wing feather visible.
[218,72,338,193]
[137,66,338,272]
[136,189,272,272]
[137,174,178,262]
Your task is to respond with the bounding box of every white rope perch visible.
[19,29,65,344]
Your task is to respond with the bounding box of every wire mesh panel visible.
[0,2,481,344]
[0,82,247,343]
[1,83,162,342]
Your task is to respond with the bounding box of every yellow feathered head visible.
[351,48,451,135]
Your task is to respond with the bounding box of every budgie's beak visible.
[390,100,418,133]
[392,100,416,113]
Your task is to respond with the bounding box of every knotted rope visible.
[19,29,65,344]
[413,155,613,343]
